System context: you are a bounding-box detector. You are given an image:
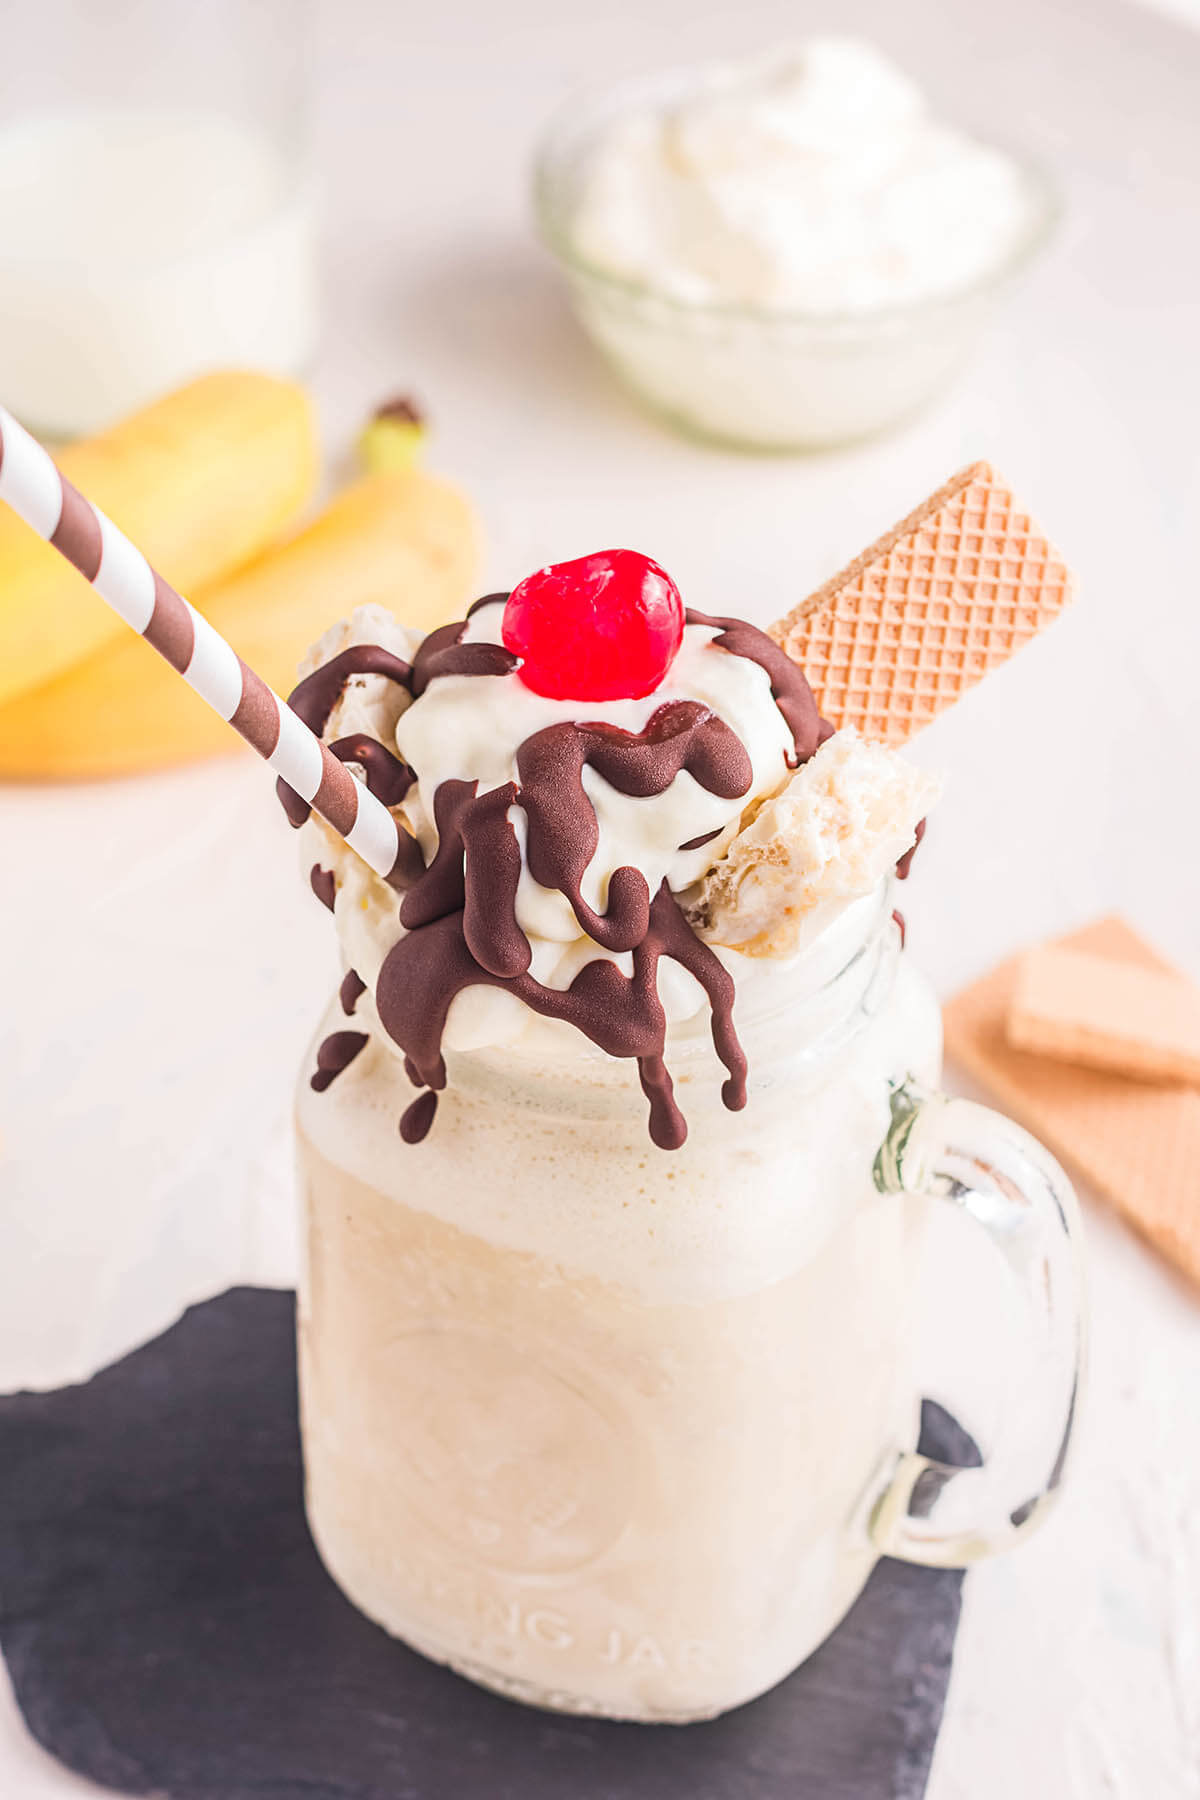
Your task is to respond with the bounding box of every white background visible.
[1,0,1198,1794]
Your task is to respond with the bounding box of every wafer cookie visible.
[770,463,1073,746]
[945,918,1200,1289]
[1008,943,1200,1085]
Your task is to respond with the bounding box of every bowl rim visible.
[531,59,1063,329]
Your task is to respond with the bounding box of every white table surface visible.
[2,0,1199,1793]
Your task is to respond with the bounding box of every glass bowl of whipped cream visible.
[534,39,1059,451]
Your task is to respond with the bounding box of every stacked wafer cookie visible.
[769,462,1073,746]
[1009,943,1200,1084]
[945,919,1200,1290]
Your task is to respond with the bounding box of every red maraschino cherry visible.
[502,549,685,701]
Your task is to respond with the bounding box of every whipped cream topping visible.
[396,600,794,951]
[301,603,801,1018]
[567,37,1033,312]
[290,586,930,1147]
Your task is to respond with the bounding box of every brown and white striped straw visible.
[0,403,403,880]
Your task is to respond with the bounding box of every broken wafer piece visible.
[769,462,1074,746]
[1008,943,1200,1085]
[688,728,939,955]
[945,918,1200,1290]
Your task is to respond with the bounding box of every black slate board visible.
[0,1287,977,1800]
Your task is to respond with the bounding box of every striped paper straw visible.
[0,403,403,881]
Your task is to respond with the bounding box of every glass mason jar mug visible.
[295,884,1084,1723]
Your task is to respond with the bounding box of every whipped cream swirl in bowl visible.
[534,37,1057,447]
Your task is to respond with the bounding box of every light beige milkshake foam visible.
[296,898,942,1720]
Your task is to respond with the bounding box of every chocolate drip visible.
[310,1030,368,1092]
[400,1091,439,1143]
[400,780,530,978]
[391,703,749,968]
[410,621,519,697]
[466,591,511,617]
[892,908,907,949]
[686,609,828,767]
[577,703,751,801]
[376,884,744,1151]
[896,818,926,881]
[516,703,751,953]
[384,828,428,894]
[328,735,415,807]
[680,827,723,852]
[278,781,314,830]
[339,969,366,1016]
[277,646,413,827]
[640,883,748,1132]
[287,644,413,730]
[310,866,336,912]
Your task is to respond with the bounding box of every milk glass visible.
[295,885,1084,1721]
[0,0,316,437]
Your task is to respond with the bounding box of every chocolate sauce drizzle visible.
[399,779,530,978]
[685,609,831,766]
[466,591,511,617]
[328,735,415,807]
[400,1090,439,1144]
[379,883,745,1151]
[410,621,519,697]
[339,969,366,1016]
[896,817,926,881]
[516,704,752,953]
[310,865,336,912]
[278,646,414,828]
[310,1030,368,1092]
[298,596,825,1149]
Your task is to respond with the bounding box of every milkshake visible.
[284,545,1082,1720]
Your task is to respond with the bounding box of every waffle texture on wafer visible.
[770,463,1073,746]
[945,918,1200,1289]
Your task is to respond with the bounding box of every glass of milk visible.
[0,0,317,438]
[294,884,1084,1721]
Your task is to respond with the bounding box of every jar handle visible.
[868,1079,1086,1567]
